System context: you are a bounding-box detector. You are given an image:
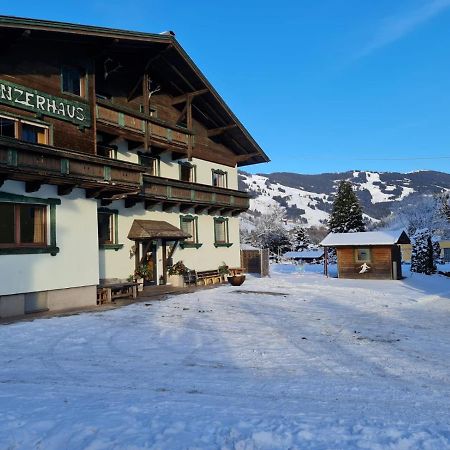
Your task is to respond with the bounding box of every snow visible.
[284,250,324,259]
[357,172,415,204]
[1,267,450,449]
[240,173,331,227]
[321,229,408,246]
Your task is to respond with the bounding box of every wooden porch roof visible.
[128,219,191,241]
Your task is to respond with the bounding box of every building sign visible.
[0,79,91,127]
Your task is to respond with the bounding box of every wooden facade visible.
[322,231,410,281]
[335,246,402,280]
[0,15,268,208]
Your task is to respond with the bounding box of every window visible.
[0,203,46,247]
[97,208,123,250]
[21,122,48,144]
[180,215,202,249]
[97,144,117,159]
[179,162,196,182]
[0,116,16,138]
[0,115,49,145]
[214,217,232,248]
[0,193,60,255]
[62,65,86,97]
[139,154,159,176]
[355,248,371,262]
[212,170,228,188]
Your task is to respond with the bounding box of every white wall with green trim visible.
[0,181,99,296]
[98,201,241,281]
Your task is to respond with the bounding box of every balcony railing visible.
[96,99,189,150]
[0,137,144,197]
[142,174,249,214]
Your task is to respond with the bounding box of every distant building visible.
[401,240,450,263]
[283,249,324,263]
[321,230,410,280]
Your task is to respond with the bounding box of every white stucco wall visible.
[112,139,238,190]
[0,181,99,296]
[99,202,241,281]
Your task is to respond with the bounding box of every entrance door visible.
[141,240,158,286]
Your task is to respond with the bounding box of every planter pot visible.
[135,278,144,292]
[167,274,185,287]
[227,275,246,286]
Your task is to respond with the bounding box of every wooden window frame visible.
[0,192,60,255]
[138,153,160,176]
[179,161,196,183]
[98,208,123,251]
[61,65,87,98]
[0,113,51,145]
[179,214,202,249]
[212,169,228,188]
[214,217,232,248]
[355,248,371,263]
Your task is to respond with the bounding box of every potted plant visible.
[134,264,150,291]
[167,261,188,287]
[218,262,230,282]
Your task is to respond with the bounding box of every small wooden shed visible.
[320,230,410,280]
[240,245,270,277]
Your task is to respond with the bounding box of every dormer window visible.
[62,65,86,97]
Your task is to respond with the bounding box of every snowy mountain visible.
[239,170,450,227]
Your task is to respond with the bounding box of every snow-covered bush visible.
[411,228,436,275]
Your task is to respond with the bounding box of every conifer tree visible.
[411,228,436,275]
[328,180,365,233]
[289,226,311,251]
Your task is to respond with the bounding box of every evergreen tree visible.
[411,228,436,275]
[328,180,365,233]
[289,226,311,251]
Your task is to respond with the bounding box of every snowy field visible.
[1,266,450,449]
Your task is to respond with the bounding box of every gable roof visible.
[128,220,190,241]
[0,15,269,167]
[320,230,410,247]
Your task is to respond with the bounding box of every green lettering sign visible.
[0,79,91,127]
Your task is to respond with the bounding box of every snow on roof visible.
[284,250,324,259]
[241,244,260,250]
[320,230,409,247]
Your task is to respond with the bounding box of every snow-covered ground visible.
[1,267,450,449]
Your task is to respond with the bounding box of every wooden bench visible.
[97,282,138,305]
[196,270,223,286]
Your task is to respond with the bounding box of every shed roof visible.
[284,250,324,259]
[320,230,410,247]
[128,220,190,241]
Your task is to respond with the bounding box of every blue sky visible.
[3,1,450,174]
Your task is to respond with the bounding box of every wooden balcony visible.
[138,175,250,215]
[96,99,189,151]
[0,137,144,198]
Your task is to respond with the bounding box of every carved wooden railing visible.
[143,174,250,212]
[0,137,144,195]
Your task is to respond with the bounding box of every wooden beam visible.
[175,102,188,125]
[162,201,178,212]
[171,89,209,105]
[25,181,43,193]
[207,124,237,137]
[179,204,192,213]
[171,149,188,160]
[101,199,113,206]
[234,152,260,163]
[194,205,209,214]
[85,188,107,199]
[57,184,76,196]
[125,198,140,208]
[144,200,160,210]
